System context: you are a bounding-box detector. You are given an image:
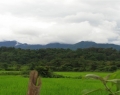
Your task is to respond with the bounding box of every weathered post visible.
[27,70,41,95]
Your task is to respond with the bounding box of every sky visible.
[0,0,120,45]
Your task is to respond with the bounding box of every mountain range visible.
[0,41,120,50]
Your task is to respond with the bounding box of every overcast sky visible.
[0,0,120,45]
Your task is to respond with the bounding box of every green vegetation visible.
[0,75,28,95]
[35,66,53,78]
[55,72,111,77]
[0,47,120,72]
[0,47,119,94]
[83,70,120,95]
[0,72,111,95]
[0,71,21,75]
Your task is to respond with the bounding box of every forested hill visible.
[0,47,120,72]
[0,41,120,50]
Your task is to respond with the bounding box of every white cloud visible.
[0,0,120,45]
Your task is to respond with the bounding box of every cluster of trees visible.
[0,47,120,72]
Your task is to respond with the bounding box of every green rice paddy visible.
[0,72,111,95]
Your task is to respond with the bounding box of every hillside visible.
[0,41,120,50]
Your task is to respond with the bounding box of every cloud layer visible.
[0,0,120,45]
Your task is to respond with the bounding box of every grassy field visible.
[0,72,112,95]
[0,71,21,75]
[55,71,111,77]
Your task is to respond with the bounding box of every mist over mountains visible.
[0,41,120,50]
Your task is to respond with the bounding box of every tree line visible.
[0,47,120,72]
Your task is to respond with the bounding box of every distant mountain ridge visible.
[0,41,120,50]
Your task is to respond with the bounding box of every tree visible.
[2,63,8,70]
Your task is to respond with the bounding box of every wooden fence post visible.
[27,70,41,95]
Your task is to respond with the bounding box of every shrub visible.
[52,74,65,78]
[35,66,53,78]
[73,76,82,79]
[0,71,21,75]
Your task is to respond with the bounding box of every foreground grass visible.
[0,75,28,95]
[0,72,110,95]
[41,78,109,95]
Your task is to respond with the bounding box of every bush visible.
[52,74,65,78]
[35,66,53,78]
[73,76,82,79]
[0,71,21,75]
